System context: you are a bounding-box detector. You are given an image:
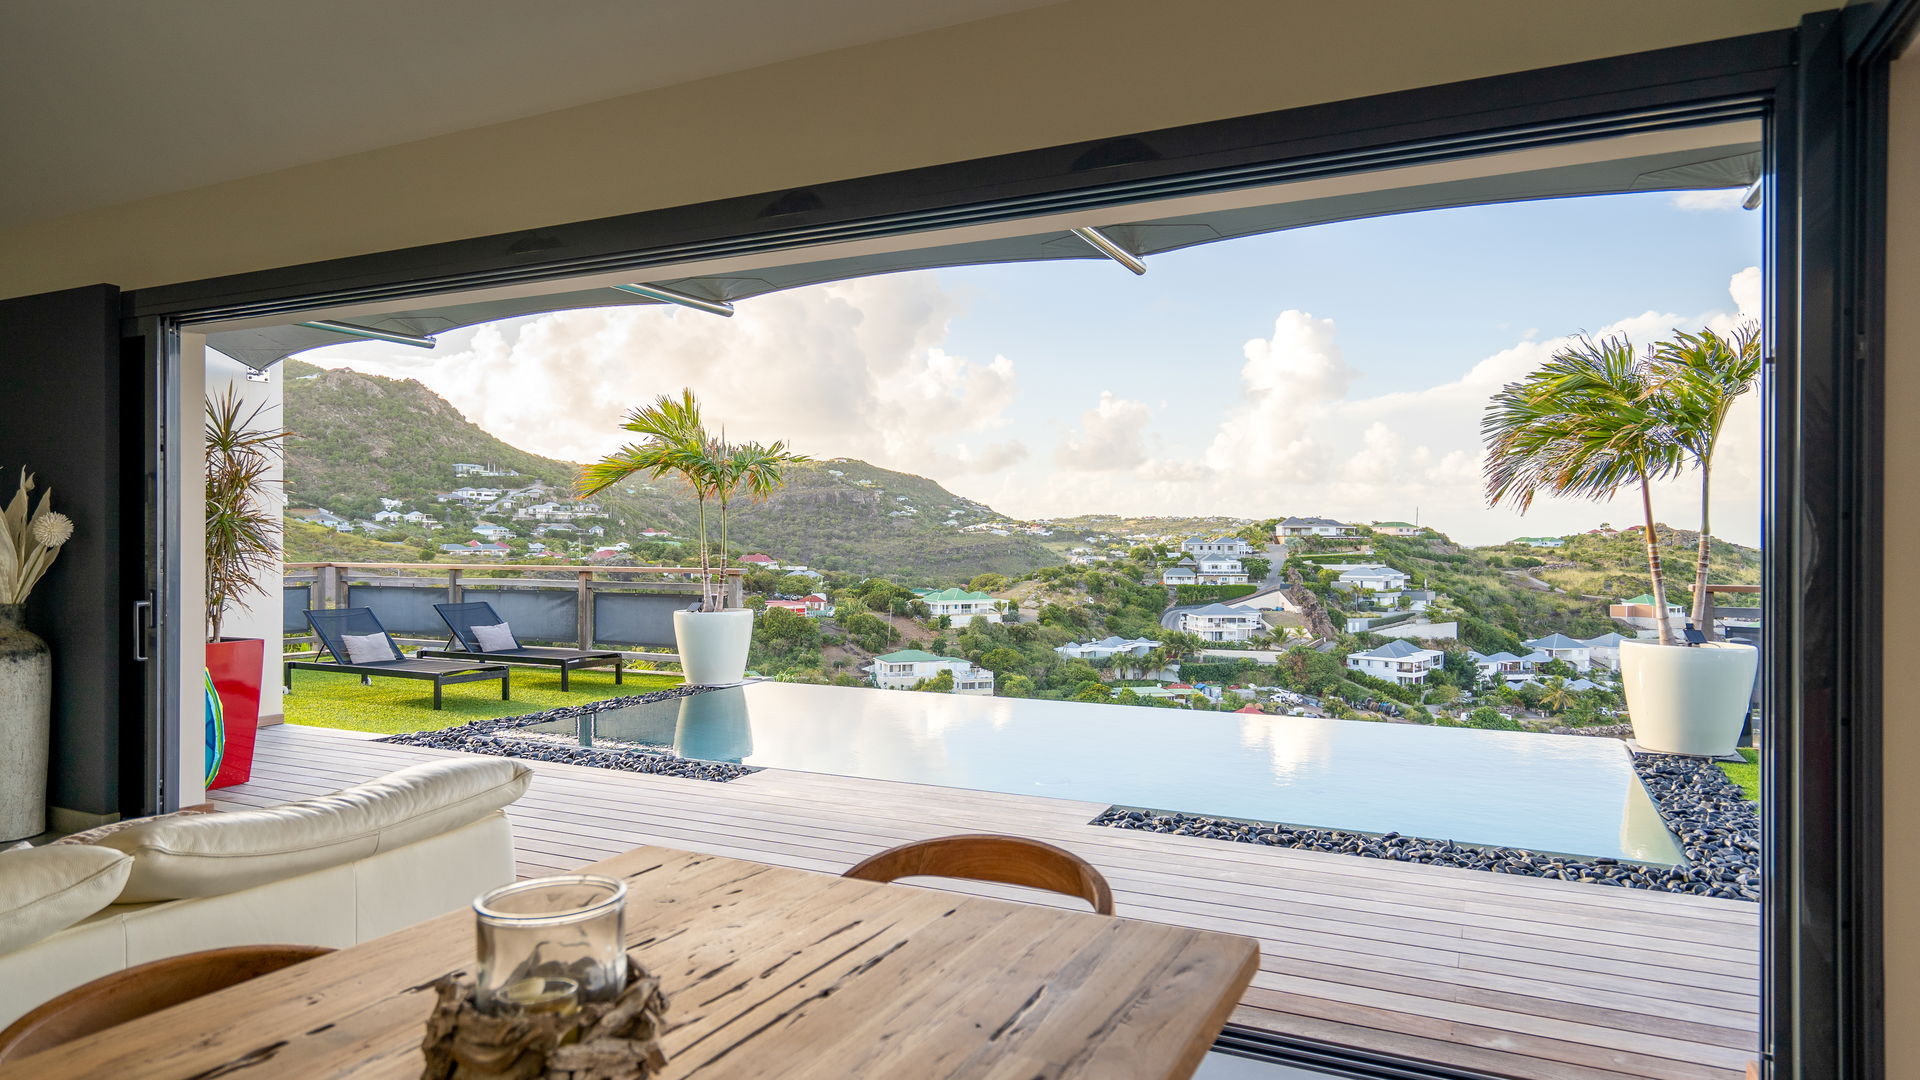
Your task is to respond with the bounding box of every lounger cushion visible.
[0,846,133,954]
[342,632,398,663]
[471,621,518,651]
[89,758,534,903]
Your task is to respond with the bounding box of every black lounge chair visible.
[287,607,510,709]
[417,601,626,691]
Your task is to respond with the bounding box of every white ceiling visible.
[0,0,1063,231]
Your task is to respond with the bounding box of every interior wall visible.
[1881,30,1917,1080]
[0,0,1820,301]
[204,351,286,726]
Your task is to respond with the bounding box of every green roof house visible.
[919,588,1004,625]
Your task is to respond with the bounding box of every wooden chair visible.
[0,944,334,1064]
[844,834,1115,915]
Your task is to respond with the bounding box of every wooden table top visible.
[2,846,1259,1079]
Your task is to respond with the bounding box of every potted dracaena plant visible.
[1482,328,1759,757]
[0,469,75,841]
[204,388,293,788]
[578,390,807,685]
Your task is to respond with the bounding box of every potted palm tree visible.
[579,390,806,685]
[1483,332,1756,757]
[205,389,291,788]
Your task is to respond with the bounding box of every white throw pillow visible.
[0,845,132,954]
[92,758,534,903]
[471,621,518,652]
[341,632,397,663]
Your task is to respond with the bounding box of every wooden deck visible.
[215,724,1760,1080]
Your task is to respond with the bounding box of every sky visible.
[287,186,1763,547]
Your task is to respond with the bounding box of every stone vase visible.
[0,603,51,841]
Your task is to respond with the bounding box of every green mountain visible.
[280,360,1062,581]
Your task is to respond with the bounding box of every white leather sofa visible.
[0,757,531,1028]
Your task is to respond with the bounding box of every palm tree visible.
[1539,676,1577,714]
[578,390,726,606]
[1648,323,1762,638]
[1482,334,1687,645]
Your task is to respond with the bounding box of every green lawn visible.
[284,665,683,735]
[1718,747,1760,802]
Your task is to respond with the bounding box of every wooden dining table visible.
[1,846,1260,1079]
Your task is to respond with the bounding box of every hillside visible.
[281,360,1061,581]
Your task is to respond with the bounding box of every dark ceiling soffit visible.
[207,143,1760,370]
[130,28,1793,324]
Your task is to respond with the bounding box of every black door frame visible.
[125,16,1892,1078]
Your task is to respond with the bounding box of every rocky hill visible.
[280,360,1062,581]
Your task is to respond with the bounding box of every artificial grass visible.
[1718,747,1761,802]
[283,665,683,735]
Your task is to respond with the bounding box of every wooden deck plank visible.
[217,724,1761,1080]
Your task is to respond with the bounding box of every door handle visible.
[132,598,153,662]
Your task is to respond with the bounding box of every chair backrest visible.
[305,607,400,664]
[0,944,334,1063]
[434,601,507,652]
[843,834,1114,915]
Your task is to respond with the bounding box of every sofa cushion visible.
[0,846,133,954]
[93,758,533,903]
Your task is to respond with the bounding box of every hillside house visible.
[639,528,671,537]
[442,542,510,557]
[287,508,348,530]
[1468,650,1531,681]
[1337,565,1412,599]
[371,510,401,524]
[439,487,503,505]
[920,588,1003,625]
[1580,632,1628,670]
[1523,633,1594,672]
[1608,593,1687,630]
[452,463,519,478]
[1346,640,1444,685]
[764,594,833,616]
[868,650,995,694]
[740,554,778,568]
[1162,556,1248,586]
[1056,636,1162,660]
[401,510,433,524]
[1179,603,1264,642]
[1181,535,1255,557]
[1372,521,1422,536]
[1276,516,1359,539]
[472,523,513,540]
[1513,536,1565,548]
[1224,587,1300,613]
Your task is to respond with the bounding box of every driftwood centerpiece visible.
[421,954,669,1080]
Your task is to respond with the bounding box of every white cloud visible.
[1056,391,1151,470]
[298,275,1028,478]
[1670,188,1747,212]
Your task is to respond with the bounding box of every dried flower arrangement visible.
[0,469,75,604]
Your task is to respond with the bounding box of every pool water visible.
[507,681,1682,863]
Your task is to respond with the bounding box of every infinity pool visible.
[507,681,1681,863]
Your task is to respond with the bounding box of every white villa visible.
[1346,640,1444,685]
[1512,536,1565,548]
[1338,565,1412,595]
[371,510,401,523]
[1182,535,1255,557]
[1056,636,1162,660]
[1372,521,1422,536]
[921,588,1003,625]
[1580,632,1628,670]
[452,462,519,478]
[1162,555,1249,586]
[472,522,513,540]
[1523,633,1594,672]
[1224,587,1300,613]
[1179,603,1265,642]
[439,486,504,504]
[1275,516,1359,539]
[515,501,602,522]
[868,650,996,694]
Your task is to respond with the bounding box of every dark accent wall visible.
[0,284,129,816]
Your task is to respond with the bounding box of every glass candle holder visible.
[473,875,628,1014]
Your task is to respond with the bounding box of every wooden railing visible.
[284,562,746,660]
[1693,583,1761,643]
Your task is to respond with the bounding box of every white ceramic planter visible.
[673,608,755,686]
[1619,639,1758,757]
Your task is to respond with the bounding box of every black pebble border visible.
[378,685,756,783]
[1092,752,1760,900]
